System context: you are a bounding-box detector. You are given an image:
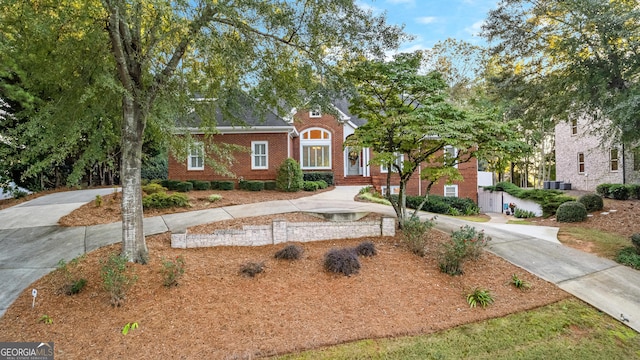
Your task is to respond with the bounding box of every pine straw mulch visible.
[0,214,569,359]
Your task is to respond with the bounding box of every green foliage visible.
[303,172,334,185]
[122,322,139,335]
[400,216,435,257]
[190,180,211,191]
[219,181,235,191]
[608,184,630,200]
[403,195,479,216]
[466,287,494,308]
[276,158,303,192]
[142,183,167,195]
[631,234,640,254]
[175,181,194,192]
[274,244,304,261]
[511,274,531,290]
[100,253,137,307]
[207,194,222,202]
[264,181,277,190]
[141,153,168,180]
[95,195,103,207]
[161,180,182,191]
[488,182,574,217]
[247,181,265,191]
[302,181,320,191]
[161,255,186,287]
[578,194,604,212]
[324,248,361,276]
[438,226,490,275]
[514,208,536,218]
[628,184,640,200]
[596,183,612,198]
[38,315,53,325]
[556,201,588,223]
[56,256,87,296]
[616,247,640,270]
[142,192,189,209]
[358,192,392,205]
[240,261,264,278]
[210,181,221,190]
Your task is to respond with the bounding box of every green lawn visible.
[274,299,640,360]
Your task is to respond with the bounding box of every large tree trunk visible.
[120,95,148,263]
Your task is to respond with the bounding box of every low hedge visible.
[160,179,181,191]
[596,183,640,200]
[219,181,235,190]
[264,181,277,190]
[246,181,265,191]
[142,192,189,209]
[190,180,211,191]
[485,182,574,217]
[399,194,479,216]
[175,181,194,192]
[303,172,334,186]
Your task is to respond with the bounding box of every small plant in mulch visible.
[94,195,103,207]
[38,315,53,325]
[56,256,88,295]
[274,244,304,260]
[466,287,494,308]
[240,261,265,277]
[324,248,361,276]
[161,255,186,287]
[100,253,137,307]
[401,215,435,257]
[510,274,531,290]
[354,241,377,257]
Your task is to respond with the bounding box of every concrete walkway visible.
[1,187,639,334]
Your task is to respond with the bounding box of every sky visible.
[357,0,500,53]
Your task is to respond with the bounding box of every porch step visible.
[335,177,373,186]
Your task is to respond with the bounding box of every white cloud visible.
[464,20,485,36]
[416,16,437,24]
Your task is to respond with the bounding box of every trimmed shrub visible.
[276,158,303,192]
[401,216,435,257]
[609,184,630,200]
[402,195,479,216]
[578,194,604,212]
[264,181,277,190]
[219,181,235,190]
[175,181,194,192]
[556,201,587,222]
[191,180,211,191]
[238,179,249,190]
[303,181,320,191]
[596,183,612,198]
[142,192,189,209]
[142,183,167,195]
[247,181,265,191]
[324,248,361,276]
[240,261,264,277]
[628,184,640,200]
[210,181,221,190]
[303,172,334,186]
[632,233,640,254]
[355,241,377,257]
[274,244,303,260]
[160,179,181,191]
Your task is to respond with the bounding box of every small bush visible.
[303,171,334,185]
[210,181,221,190]
[264,181,277,190]
[355,241,377,257]
[616,247,640,269]
[142,192,189,209]
[466,287,494,308]
[276,158,303,192]
[274,244,304,260]
[609,184,630,200]
[207,194,222,202]
[219,181,235,190]
[175,181,194,192]
[578,193,604,212]
[438,226,490,275]
[142,183,167,195]
[191,180,211,191]
[247,181,265,191]
[514,208,536,218]
[402,195,479,216]
[95,195,103,207]
[631,233,640,254]
[56,256,88,295]
[303,181,320,191]
[511,274,531,290]
[401,216,435,257]
[101,253,137,307]
[627,184,640,200]
[596,183,612,198]
[556,201,587,222]
[324,248,361,276]
[161,255,186,287]
[240,261,264,277]
[161,179,181,191]
[238,179,249,190]
[69,278,88,295]
[452,225,490,260]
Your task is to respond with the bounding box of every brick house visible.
[168,99,478,201]
[555,115,640,191]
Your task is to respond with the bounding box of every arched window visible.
[300,128,331,169]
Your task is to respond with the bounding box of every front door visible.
[346,148,361,175]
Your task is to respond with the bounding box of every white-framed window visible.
[380,185,400,195]
[444,145,458,168]
[300,128,331,169]
[188,142,204,170]
[610,148,619,172]
[577,152,585,174]
[381,154,404,173]
[251,141,268,170]
[444,184,458,197]
[571,119,578,135]
[309,108,322,118]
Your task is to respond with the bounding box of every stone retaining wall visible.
[171,217,396,248]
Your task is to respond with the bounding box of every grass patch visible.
[506,219,534,225]
[357,192,391,205]
[452,215,490,223]
[274,299,640,359]
[560,227,630,259]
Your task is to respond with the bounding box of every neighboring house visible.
[555,115,640,191]
[168,99,478,201]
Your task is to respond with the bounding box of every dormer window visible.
[309,109,321,118]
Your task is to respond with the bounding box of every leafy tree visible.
[344,51,526,224]
[1,0,404,262]
[483,0,640,144]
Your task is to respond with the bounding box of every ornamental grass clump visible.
[324,248,361,276]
